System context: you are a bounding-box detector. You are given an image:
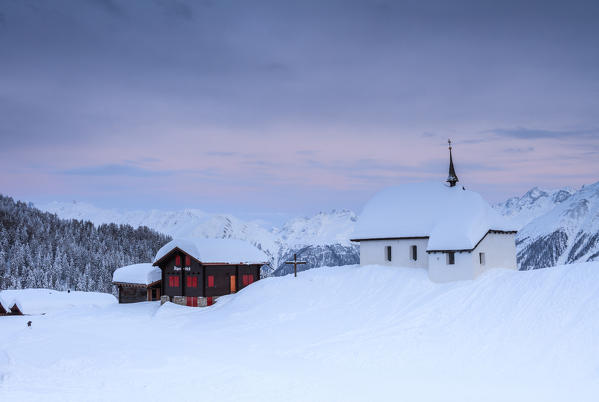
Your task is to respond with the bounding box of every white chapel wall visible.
[359,238,429,269]
[473,232,518,273]
[427,251,475,282]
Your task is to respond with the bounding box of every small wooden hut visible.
[112,263,162,303]
[8,302,23,316]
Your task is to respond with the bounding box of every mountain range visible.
[37,181,599,274]
[36,201,358,275]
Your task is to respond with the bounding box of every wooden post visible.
[285,253,307,277]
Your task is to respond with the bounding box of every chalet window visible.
[207,275,215,288]
[447,252,455,265]
[242,274,254,286]
[186,276,198,288]
[411,245,418,261]
[175,255,181,266]
[185,255,191,266]
[479,252,486,265]
[168,275,180,287]
[386,246,392,262]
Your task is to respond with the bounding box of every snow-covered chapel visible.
[351,141,518,282]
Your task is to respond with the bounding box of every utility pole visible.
[285,253,307,277]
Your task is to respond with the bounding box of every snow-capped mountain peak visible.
[36,202,360,275]
[495,180,599,269]
[493,186,575,228]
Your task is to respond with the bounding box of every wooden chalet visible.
[112,263,162,303]
[0,300,7,316]
[152,238,267,307]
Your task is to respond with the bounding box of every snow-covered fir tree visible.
[0,194,171,294]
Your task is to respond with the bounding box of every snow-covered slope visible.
[514,182,599,269]
[493,182,599,270]
[1,263,598,401]
[37,202,359,274]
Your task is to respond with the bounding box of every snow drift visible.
[1,263,597,401]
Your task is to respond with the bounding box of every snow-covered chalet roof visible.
[153,238,268,265]
[351,182,517,251]
[112,263,162,285]
[0,292,23,313]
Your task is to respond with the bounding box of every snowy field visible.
[0,289,116,315]
[1,263,598,401]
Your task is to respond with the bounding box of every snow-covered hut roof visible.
[153,238,268,265]
[351,182,517,251]
[0,295,10,314]
[112,263,162,285]
[0,292,24,314]
[0,289,116,315]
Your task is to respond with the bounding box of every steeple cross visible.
[446,138,459,187]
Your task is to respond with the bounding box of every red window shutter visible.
[248,275,253,284]
[170,275,180,287]
[193,277,198,287]
[208,275,214,288]
[185,255,191,266]
[207,297,213,306]
[175,255,181,266]
[186,276,191,287]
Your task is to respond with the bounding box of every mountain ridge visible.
[37,180,599,273]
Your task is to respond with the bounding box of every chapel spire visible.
[446,139,459,187]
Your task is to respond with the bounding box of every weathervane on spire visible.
[446,139,459,187]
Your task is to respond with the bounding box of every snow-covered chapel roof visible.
[351,182,517,251]
[112,263,162,285]
[153,238,268,265]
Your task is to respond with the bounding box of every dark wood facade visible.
[154,248,262,300]
[0,302,7,316]
[9,303,23,316]
[114,282,161,304]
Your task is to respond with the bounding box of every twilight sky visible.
[1,0,598,223]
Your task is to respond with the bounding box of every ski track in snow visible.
[1,263,598,401]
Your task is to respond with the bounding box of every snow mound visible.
[112,263,161,285]
[154,237,268,264]
[1,263,598,401]
[353,182,516,250]
[0,289,116,315]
